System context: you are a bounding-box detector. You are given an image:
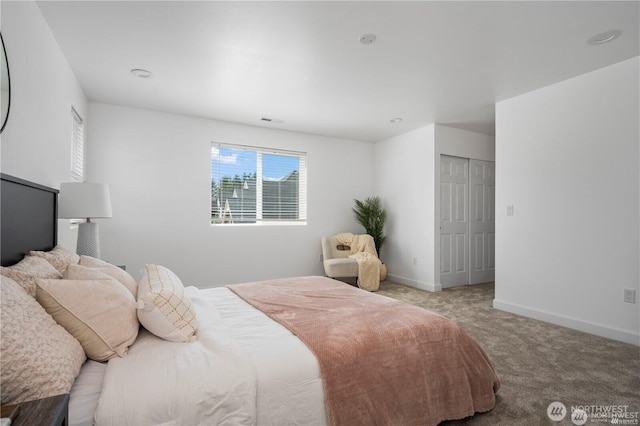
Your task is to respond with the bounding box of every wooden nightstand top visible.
[2,394,69,426]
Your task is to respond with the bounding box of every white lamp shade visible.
[59,182,113,219]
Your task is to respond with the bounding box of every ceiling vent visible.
[261,117,284,124]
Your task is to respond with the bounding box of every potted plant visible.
[352,196,387,256]
[353,196,387,280]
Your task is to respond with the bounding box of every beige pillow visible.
[0,255,62,297]
[36,276,139,362]
[0,276,86,405]
[79,255,137,297]
[30,245,80,273]
[137,264,197,342]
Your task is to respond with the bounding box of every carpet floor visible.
[375,280,640,425]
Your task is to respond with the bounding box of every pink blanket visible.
[228,276,500,426]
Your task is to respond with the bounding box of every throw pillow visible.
[0,255,62,297]
[79,255,137,297]
[30,245,80,273]
[36,276,139,362]
[0,276,86,404]
[137,264,197,342]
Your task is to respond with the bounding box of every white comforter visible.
[94,286,325,425]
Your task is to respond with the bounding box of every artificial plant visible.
[352,196,387,256]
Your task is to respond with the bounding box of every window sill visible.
[210,221,307,227]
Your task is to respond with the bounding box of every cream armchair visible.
[321,235,358,279]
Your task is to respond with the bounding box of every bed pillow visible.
[79,255,137,297]
[137,264,197,342]
[30,245,80,273]
[0,255,62,297]
[36,276,139,362]
[1,275,86,405]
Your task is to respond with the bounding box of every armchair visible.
[321,235,358,279]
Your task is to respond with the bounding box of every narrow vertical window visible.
[70,107,84,182]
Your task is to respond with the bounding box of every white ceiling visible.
[37,1,639,142]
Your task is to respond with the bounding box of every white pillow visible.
[36,276,139,362]
[1,276,86,404]
[79,255,138,298]
[137,264,197,342]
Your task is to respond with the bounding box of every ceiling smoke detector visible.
[360,34,377,45]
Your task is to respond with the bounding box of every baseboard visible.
[386,273,441,292]
[493,299,640,346]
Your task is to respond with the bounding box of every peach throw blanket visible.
[335,233,381,291]
[228,276,500,426]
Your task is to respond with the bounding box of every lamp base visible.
[77,220,101,258]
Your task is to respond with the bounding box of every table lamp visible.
[58,182,112,258]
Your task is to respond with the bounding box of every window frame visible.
[69,107,85,227]
[70,107,84,183]
[210,142,307,226]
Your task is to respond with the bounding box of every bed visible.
[0,173,500,426]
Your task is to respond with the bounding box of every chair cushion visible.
[323,258,359,278]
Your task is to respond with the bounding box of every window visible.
[211,143,307,224]
[70,107,84,182]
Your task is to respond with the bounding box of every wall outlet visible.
[506,205,514,216]
[412,257,418,266]
[623,289,636,304]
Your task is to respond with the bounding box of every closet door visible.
[440,155,469,287]
[469,160,495,284]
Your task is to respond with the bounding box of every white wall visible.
[0,0,88,249]
[434,125,495,161]
[494,57,640,345]
[374,125,437,290]
[87,102,374,286]
[374,124,495,291]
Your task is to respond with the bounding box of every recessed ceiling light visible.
[360,34,377,45]
[130,68,152,78]
[587,30,622,46]
[390,118,402,123]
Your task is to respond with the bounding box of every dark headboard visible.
[1,173,59,266]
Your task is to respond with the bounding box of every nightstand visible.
[2,394,69,426]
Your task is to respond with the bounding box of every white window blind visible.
[211,143,307,224]
[70,107,84,182]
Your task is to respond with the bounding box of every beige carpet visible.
[375,281,640,425]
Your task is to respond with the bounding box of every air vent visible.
[261,117,284,124]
